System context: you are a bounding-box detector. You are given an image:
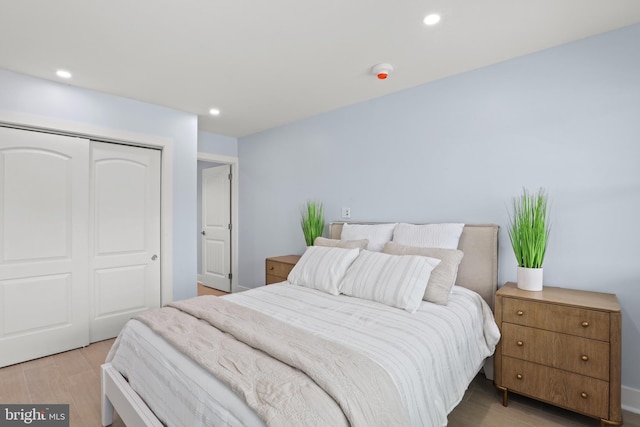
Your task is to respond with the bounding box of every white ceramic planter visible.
[517,267,543,291]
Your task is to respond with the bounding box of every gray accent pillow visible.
[382,242,464,305]
[314,237,369,250]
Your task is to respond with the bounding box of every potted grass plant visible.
[301,201,324,246]
[507,188,550,291]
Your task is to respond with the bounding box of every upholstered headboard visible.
[329,223,499,309]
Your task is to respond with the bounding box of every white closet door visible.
[201,164,231,292]
[0,127,90,367]
[90,142,161,342]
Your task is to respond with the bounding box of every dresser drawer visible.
[502,356,609,419]
[501,323,609,380]
[266,260,294,279]
[265,256,301,285]
[502,297,610,341]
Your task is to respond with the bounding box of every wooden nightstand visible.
[265,255,301,285]
[494,282,622,427]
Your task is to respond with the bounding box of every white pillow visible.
[392,223,465,249]
[340,250,441,313]
[340,223,397,252]
[287,246,360,295]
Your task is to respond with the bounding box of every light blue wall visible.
[0,68,198,301]
[239,24,640,390]
[198,130,238,157]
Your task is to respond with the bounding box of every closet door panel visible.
[3,149,69,261]
[0,127,89,368]
[3,274,70,334]
[90,142,161,342]
[95,158,146,254]
[94,265,146,316]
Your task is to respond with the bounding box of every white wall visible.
[238,24,640,392]
[0,68,198,301]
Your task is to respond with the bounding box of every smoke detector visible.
[371,63,393,80]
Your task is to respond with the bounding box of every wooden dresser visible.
[494,282,622,427]
[265,255,301,285]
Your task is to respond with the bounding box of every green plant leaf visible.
[507,188,550,268]
[301,201,324,246]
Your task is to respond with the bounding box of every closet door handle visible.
[151,254,158,261]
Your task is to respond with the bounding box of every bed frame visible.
[102,222,499,426]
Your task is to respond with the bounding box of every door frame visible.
[197,152,239,293]
[0,110,174,304]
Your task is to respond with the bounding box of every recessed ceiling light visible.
[56,69,72,79]
[209,108,221,116]
[423,14,441,26]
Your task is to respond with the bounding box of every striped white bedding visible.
[108,283,500,427]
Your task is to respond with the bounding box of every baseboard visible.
[623,385,640,414]
[232,284,253,293]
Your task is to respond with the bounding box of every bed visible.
[102,222,500,427]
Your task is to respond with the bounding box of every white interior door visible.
[200,164,231,292]
[90,141,161,342]
[0,127,90,367]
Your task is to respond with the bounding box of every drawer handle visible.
[581,321,589,327]
[517,340,524,347]
[516,374,523,380]
[516,310,524,316]
[581,355,589,361]
[269,266,274,270]
[581,392,588,399]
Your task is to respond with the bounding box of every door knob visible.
[151,254,158,260]
[201,230,206,235]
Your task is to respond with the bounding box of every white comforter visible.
[108,283,500,427]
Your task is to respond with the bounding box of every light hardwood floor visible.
[448,373,640,427]
[197,282,228,297]
[0,339,124,427]
[2,339,638,426]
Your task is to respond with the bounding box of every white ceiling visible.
[1,1,639,137]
